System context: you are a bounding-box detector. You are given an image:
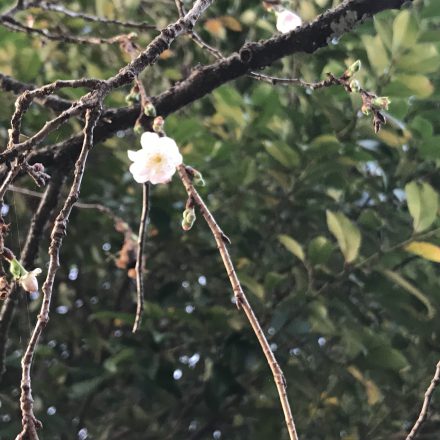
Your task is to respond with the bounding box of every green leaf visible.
[308,301,336,335]
[405,181,438,232]
[366,345,409,371]
[238,273,265,300]
[392,10,419,54]
[405,241,440,263]
[70,376,107,399]
[374,16,393,50]
[278,235,305,262]
[264,141,299,169]
[395,44,440,74]
[326,211,361,263]
[394,74,434,98]
[362,35,389,75]
[307,236,333,266]
[382,269,435,319]
[9,258,24,279]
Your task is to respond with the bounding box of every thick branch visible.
[15,0,409,170]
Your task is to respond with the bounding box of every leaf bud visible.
[371,96,391,111]
[193,170,205,187]
[134,121,144,135]
[144,102,157,117]
[346,60,362,77]
[9,258,25,279]
[152,116,165,133]
[182,207,196,231]
[349,79,361,93]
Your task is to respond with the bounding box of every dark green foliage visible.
[1,0,440,439]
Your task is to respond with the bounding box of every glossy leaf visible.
[326,211,361,263]
[405,241,440,263]
[382,269,435,319]
[405,181,438,232]
[278,234,305,262]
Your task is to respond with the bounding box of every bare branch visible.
[25,1,156,31]
[406,360,440,440]
[0,172,65,381]
[132,182,150,333]
[0,73,73,112]
[177,164,299,440]
[0,13,145,45]
[16,107,101,439]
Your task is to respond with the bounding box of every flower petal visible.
[276,10,302,34]
[127,149,140,162]
[129,163,150,183]
[140,132,160,150]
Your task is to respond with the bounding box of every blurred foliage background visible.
[1,0,440,439]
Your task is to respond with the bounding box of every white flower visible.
[20,268,42,293]
[276,9,302,34]
[128,132,183,184]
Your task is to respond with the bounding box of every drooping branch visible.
[132,182,150,333]
[406,360,440,440]
[16,107,101,439]
[0,171,65,381]
[177,164,299,440]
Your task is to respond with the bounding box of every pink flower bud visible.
[20,268,42,293]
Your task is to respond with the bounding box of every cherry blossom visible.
[276,9,302,34]
[128,132,183,184]
[20,268,42,293]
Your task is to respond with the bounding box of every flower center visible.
[150,153,164,165]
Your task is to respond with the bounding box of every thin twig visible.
[2,100,89,164]
[6,78,102,155]
[132,182,150,333]
[6,184,129,226]
[0,172,65,382]
[0,14,143,45]
[406,360,440,440]
[0,73,73,113]
[25,1,156,31]
[177,164,299,440]
[16,107,101,440]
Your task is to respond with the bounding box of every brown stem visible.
[0,172,65,381]
[177,164,299,440]
[15,107,101,439]
[132,182,150,333]
[406,360,440,440]
[24,1,156,31]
